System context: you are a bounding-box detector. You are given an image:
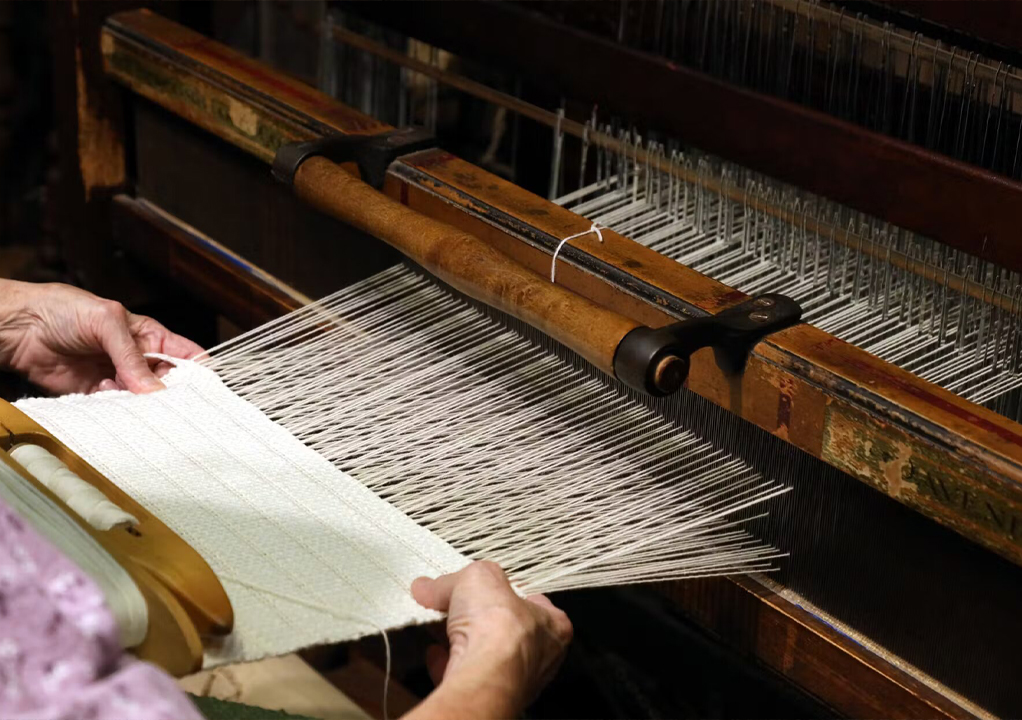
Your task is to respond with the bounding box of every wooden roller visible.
[294,156,643,380]
[293,156,800,394]
[0,399,232,676]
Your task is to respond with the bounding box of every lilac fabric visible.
[0,496,203,719]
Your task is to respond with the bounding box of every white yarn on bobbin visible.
[550,222,604,283]
[10,444,138,531]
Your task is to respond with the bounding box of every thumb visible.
[411,576,449,612]
[99,316,164,394]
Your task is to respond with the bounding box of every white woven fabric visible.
[15,360,469,666]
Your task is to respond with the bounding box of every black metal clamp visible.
[272,127,435,190]
[613,294,803,396]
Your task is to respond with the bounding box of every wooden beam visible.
[110,195,307,328]
[102,8,386,162]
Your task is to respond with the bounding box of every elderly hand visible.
[407,561,572,719]
[0,280,203,395]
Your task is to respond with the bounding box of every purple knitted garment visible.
[0,496,202,719]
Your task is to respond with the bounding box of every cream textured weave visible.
[15,361,469,666]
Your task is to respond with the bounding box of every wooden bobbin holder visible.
[0,398,233,676]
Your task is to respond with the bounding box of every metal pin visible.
[548,107,565,201]
[579,114,593,194]
[827,221,838,296]
[881,234,893,320]
[798,202,809,277]
[317,9,338,97]
[1011,286,1022,372]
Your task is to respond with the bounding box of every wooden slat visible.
[657,575,979,720]
[102,8,386,163]
[346,1,1022,275]
[110,194,306,327]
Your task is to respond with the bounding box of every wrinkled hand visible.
[0,280,203,395]
[411,562,572,717]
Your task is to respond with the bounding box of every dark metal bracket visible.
[614,294,803,396]
[272,127,435,190]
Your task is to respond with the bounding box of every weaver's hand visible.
[0,280,203,395]
[407,561,572,719]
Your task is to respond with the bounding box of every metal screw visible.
[752,297,775,308]
[749,310,772,323]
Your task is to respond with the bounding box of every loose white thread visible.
[202,267,789,594]
[220,575,393,720]
[550,223,604,283]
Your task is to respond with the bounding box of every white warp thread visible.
[12,266,787,666]
[15,362,469,666]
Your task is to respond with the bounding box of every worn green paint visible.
[106,47,205,113]
[823,402,1022,558]
[106,44,300,160]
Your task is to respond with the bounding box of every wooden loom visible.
[41,4,1022,718]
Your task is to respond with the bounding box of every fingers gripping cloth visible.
[14,266,787,666]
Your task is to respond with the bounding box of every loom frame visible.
[100,7,1022,572]
[78,9,1021,718]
